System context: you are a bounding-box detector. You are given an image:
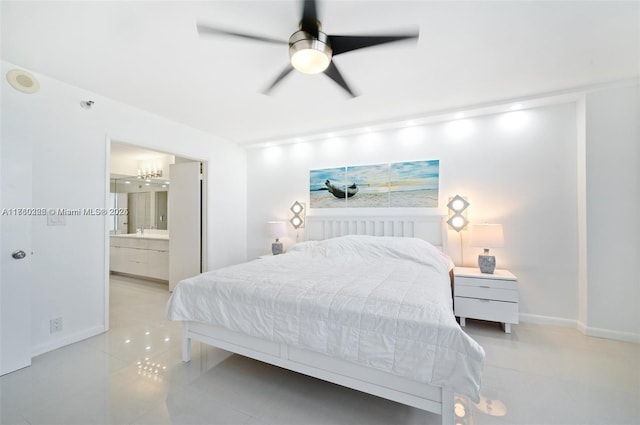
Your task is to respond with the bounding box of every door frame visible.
[103,136,208,330]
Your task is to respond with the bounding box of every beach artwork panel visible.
[345,164,390,208]
[309,160,439,208]
[309,167,347,208]
[389,160,439,207]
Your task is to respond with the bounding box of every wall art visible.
[309,160,439,208]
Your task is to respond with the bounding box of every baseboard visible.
[31,325,106,358]
[576,320,587,335]
[520,314,640,343]
[519,313,579,328]
[582,326,640,344]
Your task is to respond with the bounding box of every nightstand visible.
[453,267,519,333]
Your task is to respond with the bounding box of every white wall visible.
[110,149,174,180]
[584,83,639,341]
[247,103,580,324]
[1,61,247,356]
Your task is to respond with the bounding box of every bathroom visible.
[109,142,203,289]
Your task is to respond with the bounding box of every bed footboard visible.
[441,388,455,425]
[181,320,456,425]
[182,321,192,362]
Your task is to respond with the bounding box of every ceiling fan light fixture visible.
[289,30,332,74]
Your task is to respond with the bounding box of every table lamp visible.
[267,221,287,255]
[470,224,504,273]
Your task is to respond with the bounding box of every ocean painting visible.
[309,160,439,208]
[389,160,439,207]
[346,164,390,208]
[309,167,347,208]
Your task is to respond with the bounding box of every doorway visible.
[106,141,207,328]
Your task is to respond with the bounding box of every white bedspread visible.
[167,235,485,401]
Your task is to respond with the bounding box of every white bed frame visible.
[181,214,455,425]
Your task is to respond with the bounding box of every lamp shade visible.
[267,221,287,239]
[470,224,504,248]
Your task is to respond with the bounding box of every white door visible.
[1,81,33,375]
[169,162,201,291]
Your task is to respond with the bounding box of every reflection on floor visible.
[1,274,639,424]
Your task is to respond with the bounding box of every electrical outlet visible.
[50,317,63,333]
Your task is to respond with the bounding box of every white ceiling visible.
[2,1,639,146]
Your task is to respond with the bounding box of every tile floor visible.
[1,274,639,425]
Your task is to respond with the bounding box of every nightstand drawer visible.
[455,285,518,302]
[455,276,516,291]
[455,297,519,324]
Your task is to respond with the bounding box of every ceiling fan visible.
[196,0,419,97]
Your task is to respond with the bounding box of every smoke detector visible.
[6,69,40,94]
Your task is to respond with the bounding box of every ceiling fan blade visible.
[197,23,287,45]
[324,62,357,98]
[328,32,418,56]
[300,0,319,37]
[263,65,295,94]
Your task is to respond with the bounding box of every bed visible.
[167,215,485,425]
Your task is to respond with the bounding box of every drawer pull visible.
[480,285,491,288]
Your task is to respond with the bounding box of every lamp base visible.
[478,254,496,274]
[272,241,283,255]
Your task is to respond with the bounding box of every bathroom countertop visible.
[110,233,169,240]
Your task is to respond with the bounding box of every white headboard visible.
[306,214,446,252]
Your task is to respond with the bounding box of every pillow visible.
[289,235,451,274]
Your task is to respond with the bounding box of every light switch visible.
[47,213,66,226]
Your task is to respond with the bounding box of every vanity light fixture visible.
[446,194,470,232]
[137,168,163,180]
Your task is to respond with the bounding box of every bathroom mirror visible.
[110,176,169,234]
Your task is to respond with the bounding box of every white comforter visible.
[167,235,485,401]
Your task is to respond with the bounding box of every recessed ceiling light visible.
[511,103,523,110]
[455,112,465,119]
[6,69,40,94]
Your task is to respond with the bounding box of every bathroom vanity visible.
[110,234,169,281]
